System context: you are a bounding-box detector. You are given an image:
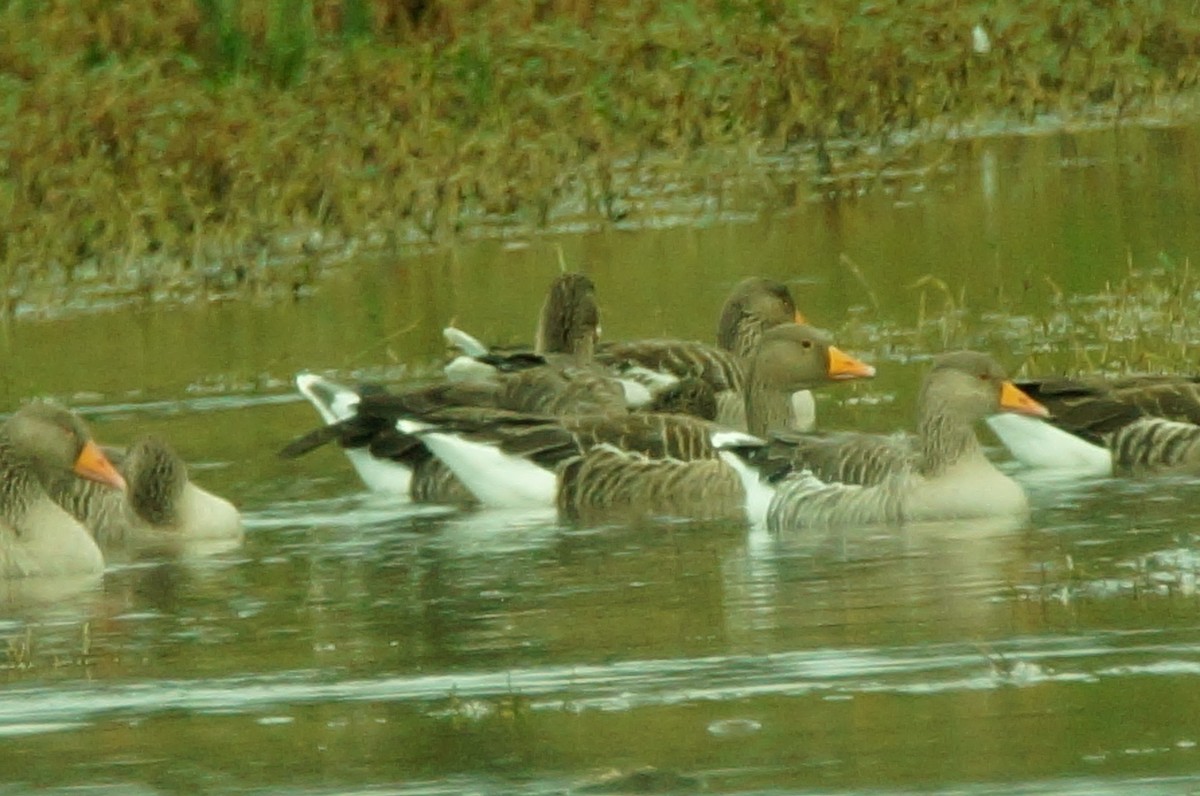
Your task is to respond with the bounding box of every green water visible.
[2,124,1200,794]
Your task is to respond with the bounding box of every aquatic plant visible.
[0,1,1198,311]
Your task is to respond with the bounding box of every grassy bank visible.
[2,0,1199,310]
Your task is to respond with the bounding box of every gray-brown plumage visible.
[1016,375,1200,439]
[716,277,803,359]
[989,374,1200,474]
[0,403,127,578]
[448,276,801,427]
[378,323,875,522]
[752,352,1049,530]
[595,277,802,428]
[49,435,243,548]
[287,273,629,505]
[558,446,746,523]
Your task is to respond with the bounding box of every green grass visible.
[0,0,1197,310]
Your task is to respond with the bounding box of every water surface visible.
[3,124,1200,794]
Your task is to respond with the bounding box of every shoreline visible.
[3,2,1198,313]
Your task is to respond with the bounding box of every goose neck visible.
[731,318,766,360]
[916,402,982,476]
[745,376,794,437]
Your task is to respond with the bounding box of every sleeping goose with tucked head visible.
[985,374,1200,476]
[49,435,243,548]
[0,403,127,578]
[345,323,876,522]
[727,351,1049,530]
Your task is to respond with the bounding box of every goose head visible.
[749,323,876,391]
[534,273,601,361]
[920,351,1049,426]
[5,403,127,493]
[744,323,875,435]
[716,278,803,358]
[121,436,188,527]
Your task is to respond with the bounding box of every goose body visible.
[0,403,127,578]
[326,324,876,522]
[445,276,806,429]
[52,436,243,547]
[986,374,1200,475]
[732,352,1049,530]
[289,273,619,504]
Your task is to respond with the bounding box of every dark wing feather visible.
[597,339,745,393]
[1017,374,1200,441]
[763,430,913,486]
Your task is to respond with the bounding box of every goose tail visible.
[399,419,557,509]
[292,372,414,494]
[296,372,363,425]
[985,414,1112,475]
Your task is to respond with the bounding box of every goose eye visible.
[978,373,990,381]
[801,340,812,349]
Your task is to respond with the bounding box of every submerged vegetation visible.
[1,1,1199,309]
[836,254,1200,377]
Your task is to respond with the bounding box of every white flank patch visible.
[296,373,361,424]
[416,432,556,508]
[620,365,680,392]
[710,429,765,449]
[985,414,1112,476]
[395,419,434,434]
[719,450,775,528]
[617,379,653,408]
[789,390,817,432]
[345,450,413,494]
[444,356,499,382]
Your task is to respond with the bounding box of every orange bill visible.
[74,440,128,491]
[999,381,1050,418]
[827,346,876,380]
[794,310,807,324]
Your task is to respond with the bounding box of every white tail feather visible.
[985,414,1112,476]
[296,372,361,424]
[410,429,557,508]
[295,373,413,494]
[443,326,490,357]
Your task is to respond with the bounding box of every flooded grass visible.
[2,2,1200,312]
[1,73,1200,793]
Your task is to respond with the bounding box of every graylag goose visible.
[289,272,626,504]
[986,374,1200,476]
[0,403,127,578]
[446,276,805,428]
[50,436,243,548]
[311,324,876,522]
[727,352,1049,530]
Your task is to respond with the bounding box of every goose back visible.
[408,323,874,520]
[1105,416,1200,474]
[558,445,746,523]
[760,351,1044,529]
[716,277,800,358]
